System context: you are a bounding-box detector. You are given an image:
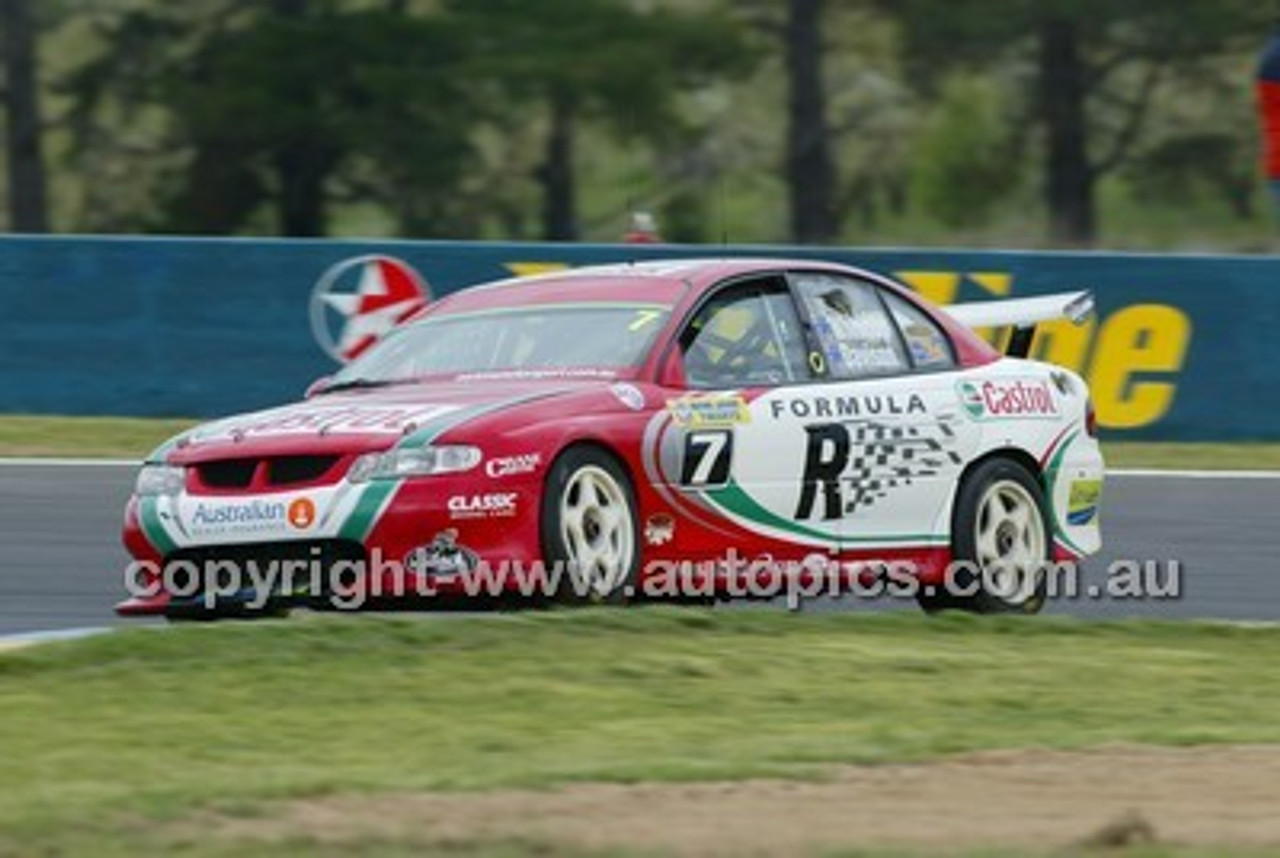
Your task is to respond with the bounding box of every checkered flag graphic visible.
[840,420,964,515]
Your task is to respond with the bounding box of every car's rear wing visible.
[944,290,1095,358]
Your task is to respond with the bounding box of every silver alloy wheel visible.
[559,464,635,598]
[973,478,1047,605]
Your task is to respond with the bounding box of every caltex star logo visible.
[309,255,431,363]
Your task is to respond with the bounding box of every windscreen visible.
[329,302,671,384]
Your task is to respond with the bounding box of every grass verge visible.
[1,610,1280,855]
[2,415,1280,470]
[0,415,196,459]
[1102,442,1280,470]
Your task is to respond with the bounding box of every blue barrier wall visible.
[0,235,1272,440]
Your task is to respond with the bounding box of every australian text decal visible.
[957,379,1058,420]
[188,498,295,537]
[768,393,927,421]
[193,500,285,527]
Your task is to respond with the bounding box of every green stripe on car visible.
[1043,429,1088,556]
[704,479,946,547]
[338,480,400,542]
[138,496,179,556]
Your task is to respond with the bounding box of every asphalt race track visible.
[1,462,1278,636]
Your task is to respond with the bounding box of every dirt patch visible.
[209,745,1280,855]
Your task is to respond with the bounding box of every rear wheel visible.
[919,457,1050,615]
[541,446,640,604]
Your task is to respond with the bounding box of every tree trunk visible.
[1,0,49,233]
[269,0,330,236]
[784,0,837,244]
[538,93,578,241]
[271,0,309,16]
[1038,17,1095,246]
[276,140,332,236]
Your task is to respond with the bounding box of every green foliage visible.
[910,75,1020,228]
[18,0,1280,245]
[53,0,750,239]
[64,3,488,236]
[889,0,1269,72]
[447,0,749,128]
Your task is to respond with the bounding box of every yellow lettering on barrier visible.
[1033,316,1097,371]
[897,271,962,305]
[505,262,572,278]
[1087,305,1191,429]
[968,272,1012,297]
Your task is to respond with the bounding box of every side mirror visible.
[305,375,332,398]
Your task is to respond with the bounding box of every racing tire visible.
[919,457,1051,615]
[165,601,292,623]
[541,446,641,605]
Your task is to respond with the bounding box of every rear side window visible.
[793,273,908,379]
[882,291,956,371]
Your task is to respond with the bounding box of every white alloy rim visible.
[973,479,1046,604]
[559,465,634,597]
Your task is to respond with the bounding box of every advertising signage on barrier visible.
[0,236,1268,440]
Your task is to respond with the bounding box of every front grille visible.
[197,458,257,489]
[192,455,343,491]
[268,455,340,486]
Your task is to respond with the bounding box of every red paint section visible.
[1258,80,1280,179]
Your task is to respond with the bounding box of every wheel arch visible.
[543,438,638,491]
[959,446,1044,492]
[933,446,1046,543]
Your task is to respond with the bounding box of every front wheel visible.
[919,457,1051,615]
[540,446,641,604]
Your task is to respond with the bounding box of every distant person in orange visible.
[1256,22,1280,214]
[623,210,662,244]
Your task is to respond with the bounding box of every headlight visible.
[348,445,482,482]
[135,464,185,497]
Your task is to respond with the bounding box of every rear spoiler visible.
[944,290,1095,358]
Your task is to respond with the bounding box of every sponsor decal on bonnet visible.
[198,404,459,441]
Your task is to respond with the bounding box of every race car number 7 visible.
[680,430,733,487]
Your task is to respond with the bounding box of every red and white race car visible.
[117,258,1103,618]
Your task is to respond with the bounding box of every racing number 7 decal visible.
[680,430,734,487]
